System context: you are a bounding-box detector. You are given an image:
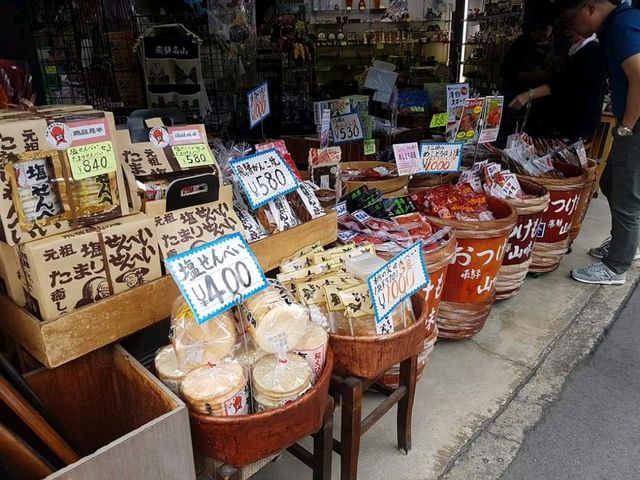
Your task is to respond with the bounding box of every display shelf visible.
[467,11,523,22]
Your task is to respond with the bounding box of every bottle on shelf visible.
[346,0,353,11]
[359,0,366,10]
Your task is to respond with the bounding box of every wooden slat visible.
[0,421,54,480]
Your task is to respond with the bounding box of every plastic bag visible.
[180,363,250,416]
[252,353,312,412]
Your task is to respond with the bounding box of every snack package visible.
[154,344,189,397]
[309,146,341,205]
[170,298,239,369]
[293,322,329,384]
[252,353,313,412]
[181,363,250,416]
[287,181,326,223]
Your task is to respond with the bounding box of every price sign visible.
[429,112,449,128]
[419,142,464,174]
[247,81,271,129]
[368,242,429,330]
[393,142,421,176]
[67,140,117,180]
[172,144,216,168]
[230,148,300,209]
[364,139,376,156]
[319,108,331,149]
[330,113,364,144]
[165,232,268,325]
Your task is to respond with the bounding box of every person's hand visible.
[509,92,530,110]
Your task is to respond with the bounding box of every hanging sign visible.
[393,142,422,176]
[478,96,504,144]
[247,81,271,129]
[319,108,331,149]
[368,241,430,334]
[429,112,449,129]
[419,142,464,174]
[455,97,486,142]
[67,141,118,180]
[165,232,268,324]
[330,113,364,144]
[172,144,216,168]
[230,148,300,209]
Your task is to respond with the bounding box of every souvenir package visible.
[292,322,329,383]
[340,164,397,182]
[287,181,326,223]
[252,353,313,412]
[410,183,495,222]
[181,363,250,416]
[154,344,189,396]
[255,140,301,180]
[308,146,341,206]
[0,240,26,306]
[503,134,587,177]
[457,161,528,200]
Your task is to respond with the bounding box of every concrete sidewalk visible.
[253,196,638,480]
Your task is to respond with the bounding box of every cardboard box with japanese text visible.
[0,240,26,306]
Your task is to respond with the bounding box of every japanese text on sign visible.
[368,241,429,330]
[230,148,300,209]
[364,139,376,156]
[67,140,117,180]
[393,142,422,176]
[320,108,331,149]
[330,113,364,144]
[165,232,268,324]
[430,112,449,129]
[248,81,271,129]
[172,144,215,169]
[419,142,464,174]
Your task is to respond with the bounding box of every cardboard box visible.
[0,240,25,306]
[0,110,129,245]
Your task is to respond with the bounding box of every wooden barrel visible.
[569,159,598,242]
[189,349,333,467]
[380,232,457,387]
[520,163,587,273]
[426,197,518,340]
[329,293,428,379]
[340,161,409,194]
[495,178,550,300]
[408,173,456,192]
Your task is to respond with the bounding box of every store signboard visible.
[478,96,504,144]
[165,232,268,324]
[368,241,429,334]
[445,83,469,141]
[419,142,464,174]
[230,148,300,209]
[330,113,364,144]
[393,142,421,176]
[247,81,271,129]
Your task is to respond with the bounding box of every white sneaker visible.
[588,237,640,261]
[571,262,626,285]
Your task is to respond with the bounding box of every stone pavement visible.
[252,196,639,480]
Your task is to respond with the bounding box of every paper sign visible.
[455,98,486,142]
[230,148,300,209]
[67,140,118,180]
[320,108,331,149]
[172,144,216,168]
[168,126,203,145]
[393,142,421,176]
[364,139,376,156]
[165,232,268,324]
[478,96,504,144]
[313,99,351,125]
[247,81,271,129]
[446,83,469,141]
[429,112,449,128]
[368,241,429,331]
[419,142,464,174]
[331,113,364,144]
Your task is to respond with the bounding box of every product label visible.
[393,142,422,176]
[224,381,250,416]
[330,113,364,144]
[67,140,118,180]
[248,81,271,129]
[172,143,216,168]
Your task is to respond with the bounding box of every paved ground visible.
[499,284,640,480]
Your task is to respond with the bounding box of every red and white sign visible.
[248,81,271,129]
[45,122,73,150]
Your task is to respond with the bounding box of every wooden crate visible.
[24,344,195,480]
[0,213,338,368]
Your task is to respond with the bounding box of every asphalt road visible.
[500,284,640,480]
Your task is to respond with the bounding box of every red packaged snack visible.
[393,213,434,239]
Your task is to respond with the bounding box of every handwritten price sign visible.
[247,81,271,129]
[230,148,300,209]
[165,232,268,324]
[368,241,429,333]
[67,140,117,180]
[172,144,216,168]
[393,142,422,176]
[330,113,364,144]
[429,112,449,128]
[419,142,464,174]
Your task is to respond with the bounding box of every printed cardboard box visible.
[0,240,25,306]
[0,110,129,246]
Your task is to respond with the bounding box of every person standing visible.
[557,0,640,285]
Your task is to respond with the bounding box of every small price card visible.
[368,241,429,334]
[247,81,271,129]
[429,112,449,128]
[172,144,216,168]
[165,232,268,324]
[364,139,376,156]
[419,142,464,174]
[393,142,421,176]
[67,140,117,180]
[230,148,300,209]
[331,113,364,144]
[320,108,331,149]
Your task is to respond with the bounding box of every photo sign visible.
[419,142,464,174]
[165,232,268,325]
[393,142,421,176]
[330,113,364,144]
[230,148,300,209]
[368,241,430,334]
[247,81,271,129]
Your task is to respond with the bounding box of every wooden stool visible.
[330,356,418,480]
[209,397,335,480]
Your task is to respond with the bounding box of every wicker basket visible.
[340,161,410,194]
[569,159,598,242]
[408,173,457,192]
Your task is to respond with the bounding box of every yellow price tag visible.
[45,65,57,75]
[429,112,449,128]
[67,141,117,180]
[364,139,376,156]
[172,144,215,168]
[376,43,384,50]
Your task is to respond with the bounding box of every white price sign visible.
[368,242,429,330]
[247,81,271,129]
[230,148,300,209]
[165,232,268,324]
[393,142,421,176]
[419,142,464,174]
[330,113,364,144]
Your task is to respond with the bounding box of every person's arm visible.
[621,53,640,130]
[508,84,552,110]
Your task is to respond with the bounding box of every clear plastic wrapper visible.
[293,322,329,384]
[154,344,189,397]
[181,363,250,416]
[252,353,313,412]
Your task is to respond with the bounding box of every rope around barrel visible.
[495,259,532,300]
[530,239,571,273]
[436,296,495,340]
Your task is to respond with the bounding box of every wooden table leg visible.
[313,398,334,480]
[341,377,363,480]
[397,355,418,454]
[216,464,241,480]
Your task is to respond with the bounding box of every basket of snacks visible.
[340,161,409,195]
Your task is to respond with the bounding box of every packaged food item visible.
[287,181,326,223]
[234,202,267,242]
[293,322,329,384]
[412,183,495,221]
[181,364,249,416]
[344,253,387,281]
[340,164,397,182]
[154,345,189,397]
[309,147,341,205]
[252,353,313,412]
[170,299,238,369]
[255,140,301,179]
